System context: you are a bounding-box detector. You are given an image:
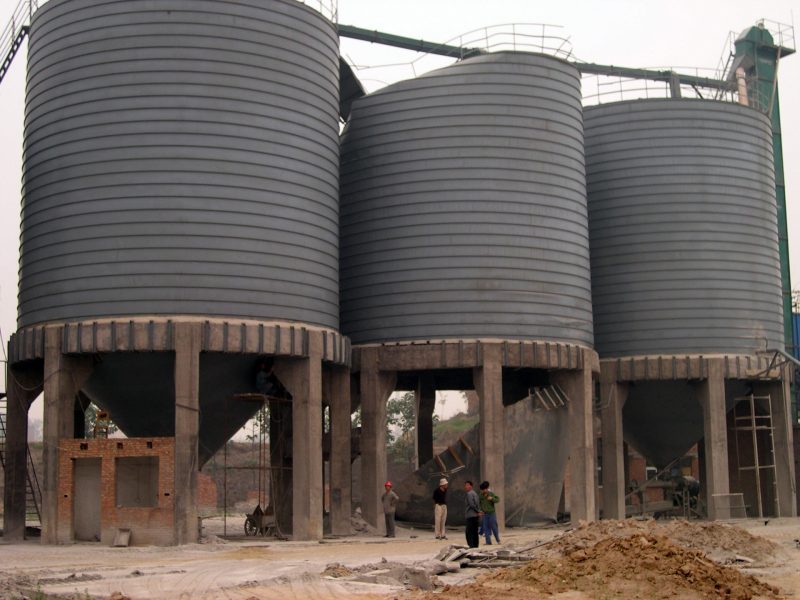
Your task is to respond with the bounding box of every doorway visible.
[73,458,101,541]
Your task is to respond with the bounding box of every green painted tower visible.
[730,23,795,356]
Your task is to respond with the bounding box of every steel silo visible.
[20,0,340,329]
[339,51,593,346]
[16,0,344,467]
[585,99,783,358]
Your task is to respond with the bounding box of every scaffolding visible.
[213,393,292,539]
[732,394,779,518]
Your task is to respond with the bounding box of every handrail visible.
[0,0,36,84]
[341,22,574,88]
[0,0,35,65]
[296,0,337,22]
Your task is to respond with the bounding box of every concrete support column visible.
[359,347,396,533]
[329,366,352,535]
[415,374,436,468]
[274,331,324,540]
[697,358,730,520]
[173,322,201,544]
[553,363,596,523]
[269,398,292,532]
[3,363,43,541]
[473,344,505,529]
[42,326,93,544]
[599,364,628,520]
[754,368,797,517]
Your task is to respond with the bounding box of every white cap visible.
[439,478,448,486]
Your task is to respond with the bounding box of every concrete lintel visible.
[3,363,44,541]
[41,326,94,544]
[173,322,202,545]
[9,318,350,367]
[329,366,352,535]
[352,340,592,373]
[601,353,781,383]
[473,345,505,529]
[359,347,397,533]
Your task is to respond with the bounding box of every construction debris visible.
[321,554,470,591]
[432,543,535,569]
[321,563,354,578]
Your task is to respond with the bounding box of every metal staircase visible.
[0,392,42,528]
[0,0,37,85]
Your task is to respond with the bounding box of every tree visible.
[386,392,439,468]
[386,391,416,444]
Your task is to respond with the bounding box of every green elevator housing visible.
[731,24,795,358]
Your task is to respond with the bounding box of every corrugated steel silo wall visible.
[20,0,340,328]
[340,52,593,345]
[586,100,783,356]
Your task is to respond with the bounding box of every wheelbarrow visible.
[244,504,276,537]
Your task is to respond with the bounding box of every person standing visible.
[381,481,399,538]
[433,478,448,539]
[464,480,481,548]
[479,481,500,545]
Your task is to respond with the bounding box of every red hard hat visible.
[384,481,392,487]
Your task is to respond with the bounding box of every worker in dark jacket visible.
[433,478,448,539]
[464,480,481,548]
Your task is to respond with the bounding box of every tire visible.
[245,517,258,536]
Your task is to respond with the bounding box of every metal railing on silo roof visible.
[338,23,574,86]
[430,23,574,59]
[579,68,739,108]
[295,0,338,21]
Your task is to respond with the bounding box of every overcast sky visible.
[1,0,798,393]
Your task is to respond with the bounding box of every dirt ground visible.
[1,517,800,599]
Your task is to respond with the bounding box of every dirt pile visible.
[522,519,784,565]
[504,533,780,599]
[657,520,782,563]
[416,520,787,600]
[419,533,782,600]
[351,509,377,535]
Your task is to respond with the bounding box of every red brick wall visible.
[58,438,175,546]
[197,472,217,515]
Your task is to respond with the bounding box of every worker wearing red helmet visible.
[381,481,399,538]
